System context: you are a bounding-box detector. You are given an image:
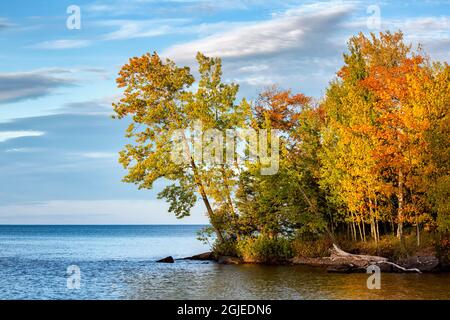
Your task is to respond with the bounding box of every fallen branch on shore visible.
[378,261,422,273]
[291,244,423,273]
[175,245,427,273]
[330,244,387,263]
[329,244,421,273]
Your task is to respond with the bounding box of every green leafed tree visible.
[113,52,250,243]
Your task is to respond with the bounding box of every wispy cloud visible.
[74,152,117,159]
[0,17,11,29]
[0,199,208,224]
[59,95,118,115]
[30,18,189,49]
[343,14,450,61]
[386,16,450,61]
[0,69,76,104]
[158,1,357,97]
[84,0,259,16]
[0,131,45,143]
[4,147,42,153]
[31,39,92,49]
[163,2,355,61]
[99,19,187,40]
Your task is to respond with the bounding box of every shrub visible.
[212,239,238,258]
[292,237,332,258]
[236,235,293,263]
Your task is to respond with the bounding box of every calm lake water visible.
[0,225,449,300]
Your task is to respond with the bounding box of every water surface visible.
[0,225,449,300]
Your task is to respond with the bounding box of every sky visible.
[0,0,449,224]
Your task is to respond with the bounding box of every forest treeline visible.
[113,31,449,262]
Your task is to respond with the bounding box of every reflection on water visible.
[122,262,450,300]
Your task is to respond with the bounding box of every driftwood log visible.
[292,244,422,273]
[330,244,387,265]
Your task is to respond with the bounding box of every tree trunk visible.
[191,157,225,243]
[361,221,366,242]
[181,133,225,243]
[357,219,363,242]
[397,168,404,240]
[369,198,377,243]
[375,198,380,242]
[375,218,380,242]
[348,222,352,241]
[371,218,377,243]
[350,212,357,241]
[416,223,420,247]
[351,221,357,241]
[220,165,237,220]
[328,206,334,235]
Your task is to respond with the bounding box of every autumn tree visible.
[321,31,449,245]
[236,87,328,239]
[113,31,449,259]
[402,61,450,241]
[320,33,384,242]
[113,52,249,243]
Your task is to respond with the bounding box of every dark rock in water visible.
[440,261,450,272]
[184,252,214,261]
[376,262,393,272]
[157,256,175,263]
[328,262,392,273]
[327,264,354,273]
[218,256,242,265]
[397,256,439,272]
[327,265,349,273]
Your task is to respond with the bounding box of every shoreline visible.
[159,248,447,273]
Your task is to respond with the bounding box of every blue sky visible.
[0,0,449,224]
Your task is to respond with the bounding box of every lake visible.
[0,225,449,300]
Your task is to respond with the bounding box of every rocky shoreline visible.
[157,245,447,273]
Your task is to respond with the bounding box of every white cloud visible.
[157,2,358,98]
[30,19,190,48]
[158,1,450,98]
[238,64,270,73]
[387,17,450,61]
[163,2,355,61]
[98,18,251,41]
[100,20,179,40]
[0,131,45,143]
[84,0,259,16]
[0,199,209,224]
[75,152,117,159]
[4,147,42,153]
[234,75,276,86]
[31,39,92,49]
